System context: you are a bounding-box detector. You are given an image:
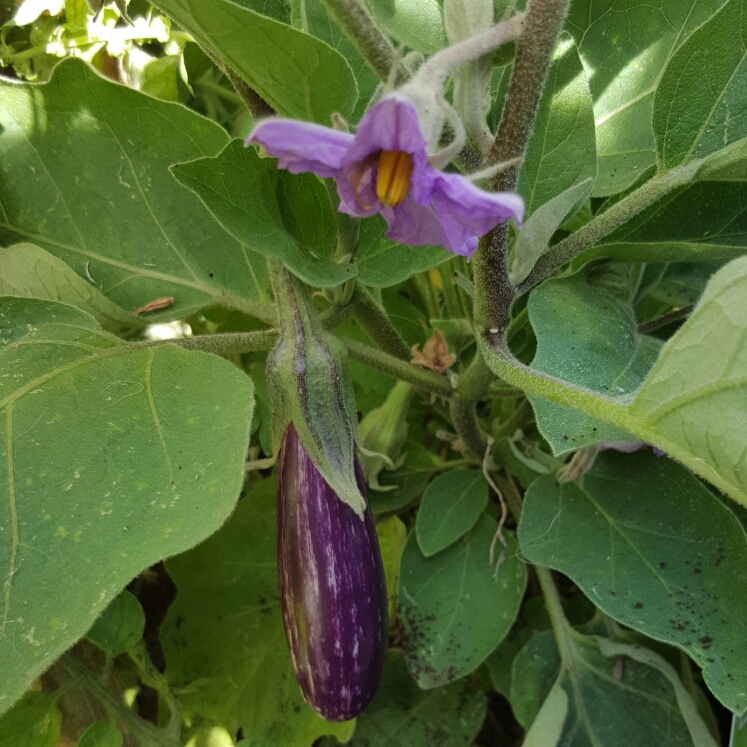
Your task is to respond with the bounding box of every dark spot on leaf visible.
[700,636,712,649]
[208,273,214,278]
[634,602,643,609]
[609,591,616,596]
[659,562,666,568]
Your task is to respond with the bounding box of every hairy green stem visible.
[343,338,454,397]
[316,0,399,83]
[449,398,487,457]
[200,46,275,119]
[535,566,574,668]
[350,284,412,360]
[449,350,495,459]
[637,305,693,334]
[494,470,524,524]
[473,0,571,333]
[516,161,700,294]
[135,329,278,356]
[62,654,182,747]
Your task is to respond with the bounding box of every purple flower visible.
[246,95,524,258]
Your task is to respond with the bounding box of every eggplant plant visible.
[1,0,747,745]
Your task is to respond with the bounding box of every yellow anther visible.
[376,150,413,207]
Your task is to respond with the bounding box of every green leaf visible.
[514,630,716,747]
[520,682,567,747]
[567,0,728,195]
[77,719,122,747]
[518,34,596,217]
[64,0,88,27]
[509,630,561,730]
[0,58,270,323]
[581,182,747,267]
[0,298,254,715]
[125,54,181,102]
[486,596,551,700]
[511,35,596,285]
[362,0,446,54]
[172,140,355,289]
[646,261,724,307]
[510,179,594,286]
[399,515,527,688]
[518,450,747,714]
[152,0,357,123]
[415,470,488,557]
[734,713,747,747]
[304,0,379,122]
[369,441,438,514]
[654,0,747,171]
[631,255,747,506]
[528,269,661,454]
[321,651,486,747]
[86,590,145,654]
[376,515,407,625]
[0,244,141,335]
[355,215,451,288]
[0,693,60,747]
[161,477,354,745]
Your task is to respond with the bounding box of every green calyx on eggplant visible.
[267,261,366,517]
[278,423,389,721]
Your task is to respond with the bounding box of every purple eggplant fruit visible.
[277,423,388,722]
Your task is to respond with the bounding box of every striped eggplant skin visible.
[278,423,388,722]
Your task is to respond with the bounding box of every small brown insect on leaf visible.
[133,297,175,315]
[410,329,455,374]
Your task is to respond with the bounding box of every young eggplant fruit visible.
[278,423,388,722]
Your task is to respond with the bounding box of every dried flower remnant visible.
[411,329,455,373]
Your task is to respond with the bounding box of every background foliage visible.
[1,0,746,745]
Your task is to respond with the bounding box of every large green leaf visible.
[483,256,747,507]
[518,34,596,217]
[0,59,270,323]
[304,0,379,122]
[630,255,747,504]
[654,0,747,171]
[160,477,354,745]
[172,140,354,289]
[399,515,527,688]
[355,215,451,288]
[0,693,60,747]
[0,244,141,335]
[567,0,727,195]
[0,297,254,715]
[519,450,747,714]
[153,0,357,123]
[513,630,716,746]
[528,268,661,454]
[577,181,747,267]
[415,470,487,557]
[320,651,486,747]
[511,35,596,285]
[362,0,446,54]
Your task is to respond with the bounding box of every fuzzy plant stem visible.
[316,0,399,83]
[350,284,412,360]
[449,346,497,458]
[472,0,571,335]
[515,161,701,294]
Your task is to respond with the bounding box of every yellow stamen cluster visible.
[376,150,413,207]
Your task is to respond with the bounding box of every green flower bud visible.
[358,381,415,491]
[267,262,365,517]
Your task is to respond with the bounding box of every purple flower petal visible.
[425,173,525,257]
[379,197,446,247]
[246,119,353,178]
